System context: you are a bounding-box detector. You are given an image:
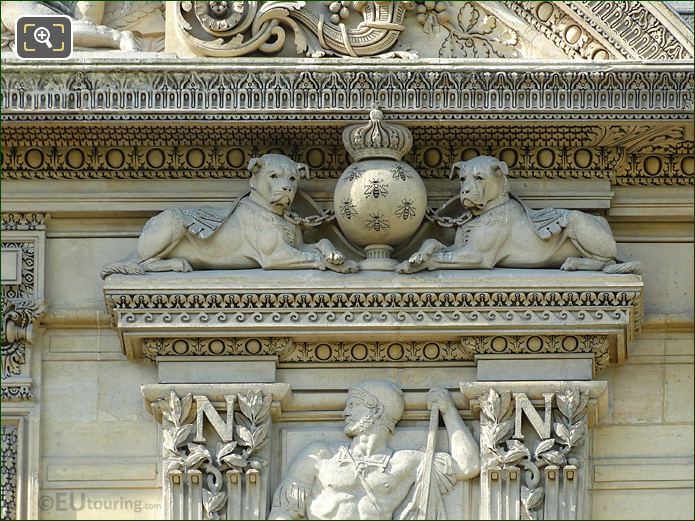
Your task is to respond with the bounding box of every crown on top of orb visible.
[342,108,413,162]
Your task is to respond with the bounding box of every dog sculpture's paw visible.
[323,250,345,265]
[560,258,579,271]
[395,260,423,274]
[330,259,359,273]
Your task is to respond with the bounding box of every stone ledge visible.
[104,269,643,368]
[2,59,692,119]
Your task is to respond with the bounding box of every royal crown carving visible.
[343,108,413,162]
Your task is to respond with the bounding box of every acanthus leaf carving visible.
[176,1,412,58]
[1,297,45,378]
[439,2,519,58]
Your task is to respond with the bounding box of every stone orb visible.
[334,159,427,248]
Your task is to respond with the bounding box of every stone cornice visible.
[103,269,643,367]
[1,59,692,120]
[2,59,692,186]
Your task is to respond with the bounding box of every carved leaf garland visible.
[521,486,545,520]
[534,438,555,458]
[556,388,589,423]
[159,390,273,517]
[502,439,530,464]
[184,443,211,469]
[479,387,590,518]
[439,2,518,58]
[202,489,227,518]
[216,441,238,463]
[538,449,566,467]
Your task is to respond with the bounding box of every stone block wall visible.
[2,178,688,519]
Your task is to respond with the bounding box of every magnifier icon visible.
[33,26,53,48]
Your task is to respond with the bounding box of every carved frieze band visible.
[505,1,693,61]
[0,213,48,231]
[141,334,610,370]
[0,143,622,182]
[3,141,690,185]
[107,289,642,311]
[142,337,292,363]
[461,335,609,372]
[2,67,692,118]
[0,384,33,402]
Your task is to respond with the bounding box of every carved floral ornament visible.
[1,1,690,59]
[139,335,613,372]
[175,1,520,58]
[171,1,692,60]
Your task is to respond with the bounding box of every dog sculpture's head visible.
[450,156,510,212]
[248,154,310,213]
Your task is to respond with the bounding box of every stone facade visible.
[1,2,693,519]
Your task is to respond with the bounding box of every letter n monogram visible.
[513,393,553,440]
[193,395,236,443]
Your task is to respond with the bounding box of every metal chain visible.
[424,207,473,228]
[284,209,336,228]
[286,207,471,229]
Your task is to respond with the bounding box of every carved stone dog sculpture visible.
[396,156,641,274]
[101,154,358,278]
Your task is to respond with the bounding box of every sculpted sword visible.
[417,403,439,520]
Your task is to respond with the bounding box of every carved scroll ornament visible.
[176,1,412,58]
[1,297,45,378]
[175,1,521,58]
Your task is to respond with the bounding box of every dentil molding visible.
[104,268,642,373]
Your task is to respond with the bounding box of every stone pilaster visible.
[461,382,607,520]
[142,383,291,520]
[1,213,47,520]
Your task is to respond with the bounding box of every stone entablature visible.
[2,60,692,186]
[104,269,642,375]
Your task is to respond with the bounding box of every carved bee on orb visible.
[395,199,417,220]
[391,165,412,181]
[364,177,389,199]
[366,212,389,232]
